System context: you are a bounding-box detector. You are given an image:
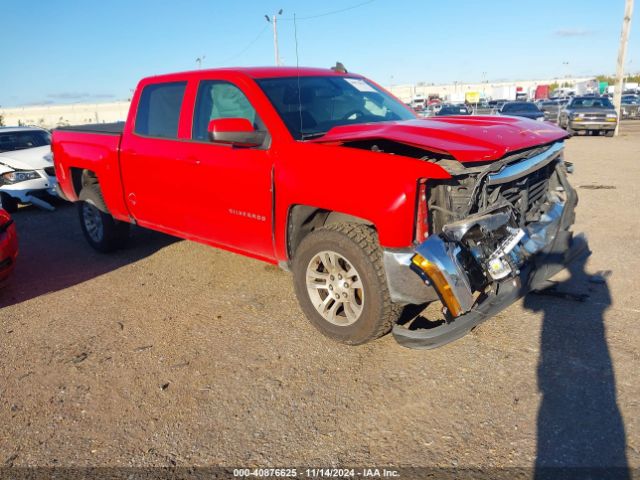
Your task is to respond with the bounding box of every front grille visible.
[427,145,562,234]
[486,160,556,224]
[44,167,56,177]
[582,113,606,120]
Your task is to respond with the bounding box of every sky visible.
[2,0,638,107]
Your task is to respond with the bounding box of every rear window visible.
[0,130,51,152]
[135,82,187,138]
[502,103,539,112]
[570,98,614,109]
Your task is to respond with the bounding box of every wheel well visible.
[70,168,98,197]
[287,205,374,260]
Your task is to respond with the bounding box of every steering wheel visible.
[341,110,367,121]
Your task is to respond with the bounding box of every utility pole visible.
[614,0,634,136]
[265,9,283,66]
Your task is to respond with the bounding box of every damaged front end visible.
[393,141,590,349]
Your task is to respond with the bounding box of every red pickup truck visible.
[52,67,587,349]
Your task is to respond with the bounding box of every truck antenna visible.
[294,12,303,138]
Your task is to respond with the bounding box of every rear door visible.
[120,81,191,234]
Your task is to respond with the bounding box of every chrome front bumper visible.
[393,196,590,349]
[569,121,616,131]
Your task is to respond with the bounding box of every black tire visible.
[606,130,615,137]
[292,223,402,345]
[0,193,18,213]
[78,183,130,253]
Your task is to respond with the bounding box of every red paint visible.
[52,67,567,264]
[208,118,254,134]
[0,209,18,284]
[311,116,568,162]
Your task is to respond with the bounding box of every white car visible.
[0,127,58,212]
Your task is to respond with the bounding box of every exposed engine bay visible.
[412,141,575,318]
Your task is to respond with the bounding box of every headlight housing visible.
[1,170,41,184]
[606,113,617,118]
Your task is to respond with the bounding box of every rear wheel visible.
[0,193,18,213]
[78,183,129,253]
[292,223,402,345]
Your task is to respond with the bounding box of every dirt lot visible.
[1,123,639,476]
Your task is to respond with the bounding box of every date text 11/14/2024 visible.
[233,468,401,478]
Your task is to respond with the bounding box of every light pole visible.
[196,56,205,69]
[265,9,283,66]
[614,0,634,136]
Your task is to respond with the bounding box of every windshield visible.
[0,130,51,153]
[570,98,614,109]
[502,103,539,112]
[256,76,416,140]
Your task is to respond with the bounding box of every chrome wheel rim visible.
[82,201,103,243]
[306,250,364,326]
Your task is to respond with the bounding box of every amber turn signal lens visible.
[412,254,463,318]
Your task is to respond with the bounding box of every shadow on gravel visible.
[0,203,178,308]
[525,255,630,479]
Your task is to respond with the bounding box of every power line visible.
[220,23,270,64]
[280,0,375,21]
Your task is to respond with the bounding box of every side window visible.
[192,81,264,141]
[135,82,187,139]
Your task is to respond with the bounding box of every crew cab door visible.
[175,79,275,259]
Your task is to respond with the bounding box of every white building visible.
[0,101,130,129]
[387,77,594,103]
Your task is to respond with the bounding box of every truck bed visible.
[56,122,125,135]
[52,126,129,220]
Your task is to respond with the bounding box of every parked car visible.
[52,67,586,349]
[538,99,570,123]
[487,99,507,112]
[0,206,18,285]
[499,102,545,121]
[435,104,471,116]
[0,127,58,212]
[558,96,617,136]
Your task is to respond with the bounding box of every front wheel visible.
[292,223,402,345]
[605,130,615,137]
[78,184,130,253]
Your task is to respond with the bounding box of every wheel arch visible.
[286,204,375,263]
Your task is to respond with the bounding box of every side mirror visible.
[208,118,266,147]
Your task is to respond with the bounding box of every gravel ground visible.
[1,123,639,476]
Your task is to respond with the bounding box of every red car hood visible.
[310,116,568,162]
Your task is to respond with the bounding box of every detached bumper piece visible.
[393,233,589,349]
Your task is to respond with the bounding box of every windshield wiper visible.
[300,132,327,140]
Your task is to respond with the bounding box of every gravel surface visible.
[1,123,639,475]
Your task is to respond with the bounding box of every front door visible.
[178,79,275,260]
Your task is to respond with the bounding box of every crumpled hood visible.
[0,146,52,171]
[310,116,568,162]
